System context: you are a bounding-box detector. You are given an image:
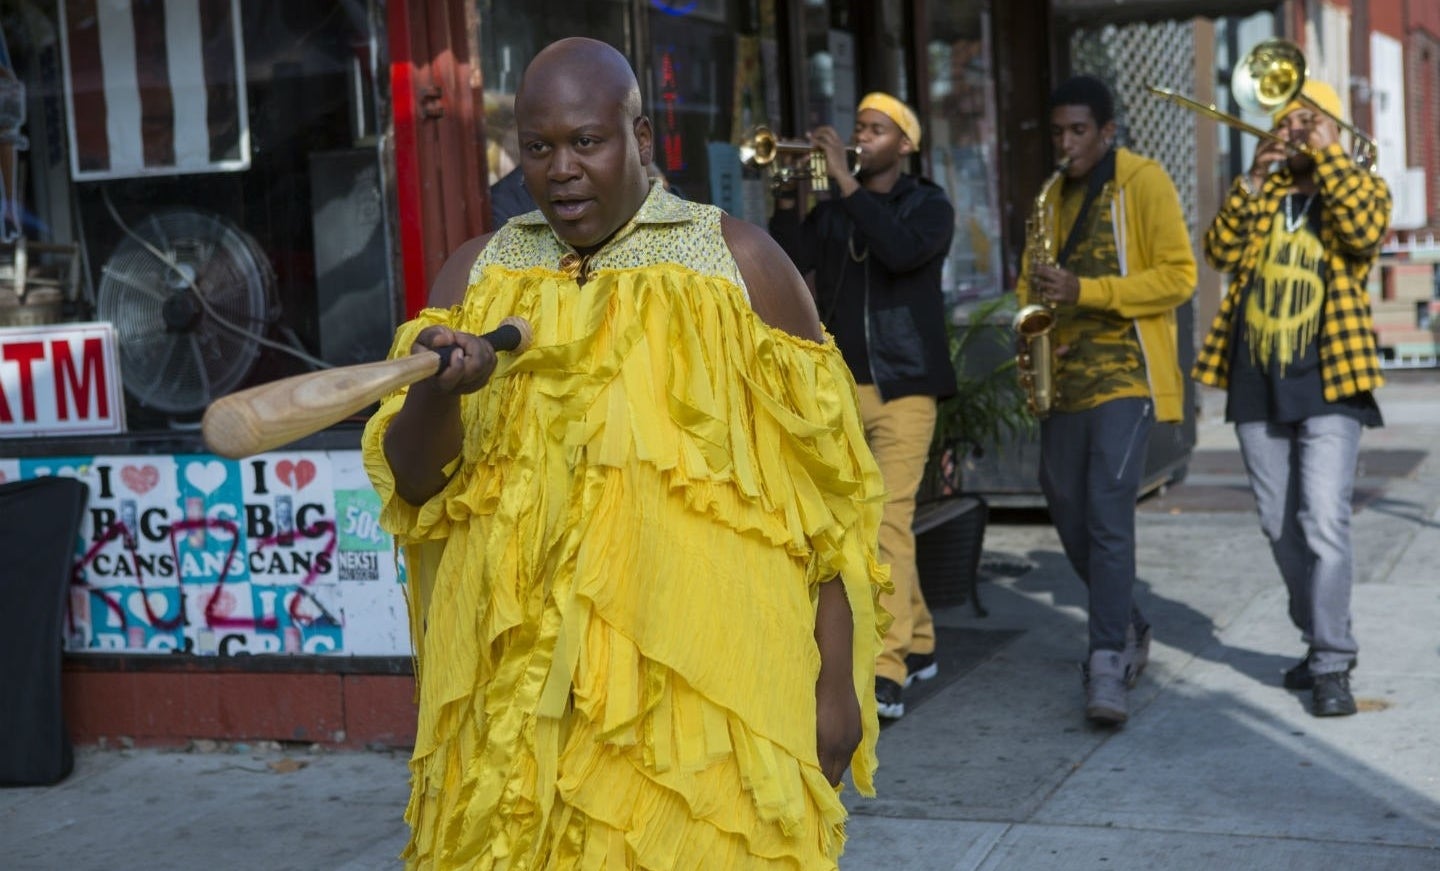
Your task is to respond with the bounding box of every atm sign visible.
[0,322,125,437]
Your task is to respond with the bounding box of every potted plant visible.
[914,293,1034,615]
[924,293,1036,499]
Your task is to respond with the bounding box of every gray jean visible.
[1039,397,1154,653]
[1235,415,1362,675]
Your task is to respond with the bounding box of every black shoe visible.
[1284,651,1358,690]
[876,677,905,719]
[904,652,938,688]
[1312,672,1358,717]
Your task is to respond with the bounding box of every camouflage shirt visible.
[1050,179,1150,413]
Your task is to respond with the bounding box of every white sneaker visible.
[903,652,938,688]
[876,677,905,719]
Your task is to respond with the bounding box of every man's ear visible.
[899,135,916,157]
[635,116,654,166]
[1102,119,1118,144]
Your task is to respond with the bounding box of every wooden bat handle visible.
[201,316,533,459]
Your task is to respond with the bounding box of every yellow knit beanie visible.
[857,92,921,146]
[1273,79,1344,126]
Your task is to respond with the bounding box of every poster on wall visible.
[0,449,410,657]
[58,0,251,181]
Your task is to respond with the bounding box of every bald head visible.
[512,38,653,254]
[516,38,641,124]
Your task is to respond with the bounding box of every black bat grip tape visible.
[432,324,522,374]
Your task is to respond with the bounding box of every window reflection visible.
[478,0,764,218]
[0,1,386,429]
[802,0,854,134]
[928,2,1002,305]
[646,0,747,204]
[476,0,634,192]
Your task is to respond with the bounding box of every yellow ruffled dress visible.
[362,185,889,869]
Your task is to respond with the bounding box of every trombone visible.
[1146,38,1377,172]
[738,125,862,188]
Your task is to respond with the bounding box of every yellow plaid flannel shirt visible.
[1193,143,1390,401]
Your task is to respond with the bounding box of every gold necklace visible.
[847,232,868,262]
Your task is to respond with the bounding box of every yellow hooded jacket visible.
[1016,147,1198,423]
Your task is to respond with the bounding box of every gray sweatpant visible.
[1235,415,1362,675]
[1039,397,1154,653]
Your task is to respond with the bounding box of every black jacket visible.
[770,175,957,400]
[490,167,537,225]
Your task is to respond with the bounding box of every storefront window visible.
[477,0,767,220]
[927,1,1003,306]
[476,0,634,194]
[1,0,387,431]
[645,0,750,206]
[802,0,856,135]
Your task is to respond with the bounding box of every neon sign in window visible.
[659,50,685,172]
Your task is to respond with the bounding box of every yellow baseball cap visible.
[1273,79,1344,125]
[858,92,921,146]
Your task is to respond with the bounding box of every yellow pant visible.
[858,386,937,684]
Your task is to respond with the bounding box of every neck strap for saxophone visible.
[1056,147,1117,269]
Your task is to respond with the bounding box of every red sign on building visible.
[0,323,125,437]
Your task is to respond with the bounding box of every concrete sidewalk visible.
[2,376,1437,870]
[843,373,1440,869]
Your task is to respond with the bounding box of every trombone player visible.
[1193,79,1390,718]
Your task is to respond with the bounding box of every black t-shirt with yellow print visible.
[1226,191,1381,426]
[1050,177,1150,414]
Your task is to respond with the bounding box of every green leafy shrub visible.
[924,293,1036,498]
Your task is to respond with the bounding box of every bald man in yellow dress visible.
[364,38,888,869]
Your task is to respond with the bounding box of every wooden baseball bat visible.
[201,316,533,459]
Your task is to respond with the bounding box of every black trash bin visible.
[0,475,88,786]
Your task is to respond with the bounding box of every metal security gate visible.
[1069,21,1200,235]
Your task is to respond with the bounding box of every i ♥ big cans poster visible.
[0,450,410,657]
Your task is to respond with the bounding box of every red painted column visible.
[388,0,430,318]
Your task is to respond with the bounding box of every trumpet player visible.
[1193,80,1390,718]
[1015,75,1195,725]
[770,92,957,720]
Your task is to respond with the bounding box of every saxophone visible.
[1013,158,1070,418]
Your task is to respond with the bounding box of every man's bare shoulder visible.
[720,214,823,342]
[428,233,496,309]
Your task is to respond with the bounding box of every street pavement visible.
[2,375,1437,870]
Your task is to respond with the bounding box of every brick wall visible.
[1405,31,1440,230]
[1406,0,1440,41]
[61,660,418,749]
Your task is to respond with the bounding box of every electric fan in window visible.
[96,208,276,418]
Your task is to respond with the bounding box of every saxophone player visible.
[1015,75,1196,725]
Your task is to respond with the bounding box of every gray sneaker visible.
[1123,623,1152,689]
[1084,650,1130,725]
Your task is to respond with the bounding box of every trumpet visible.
[739,125,862,187]
[1146,38,1377,171]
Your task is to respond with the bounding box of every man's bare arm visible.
[383,234,496,505]
[721,214,824,342]
[813,574,861,785]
